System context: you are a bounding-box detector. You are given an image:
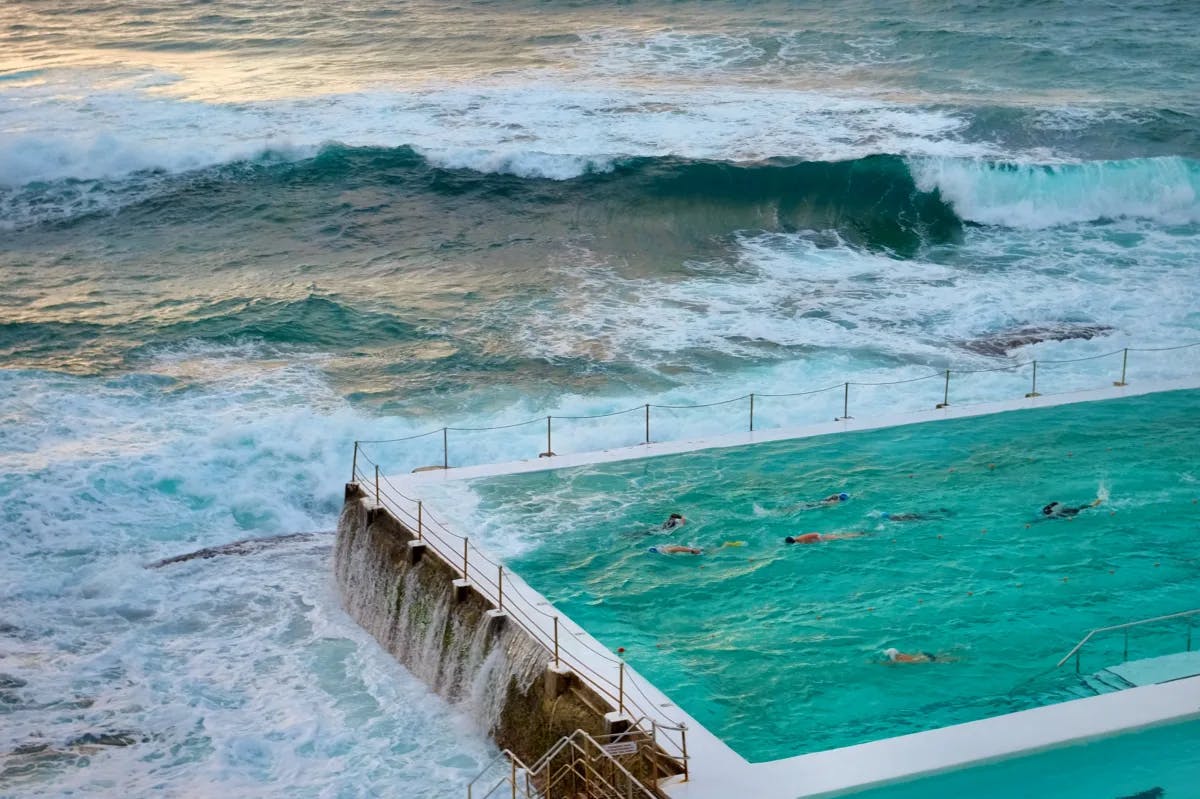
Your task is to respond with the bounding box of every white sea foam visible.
[910,156,1200,228]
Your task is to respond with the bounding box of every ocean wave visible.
[910,156,1200,228]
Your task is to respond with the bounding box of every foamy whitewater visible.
[2,1,1199,796]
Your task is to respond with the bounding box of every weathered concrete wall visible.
[334,485,614,764]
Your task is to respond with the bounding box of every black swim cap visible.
[784,536,795,544]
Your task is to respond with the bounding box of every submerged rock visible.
[66,731,142,748]
[146,531,327,568]
[961,324,1114,357]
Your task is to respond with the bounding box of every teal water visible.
[850,717,1200,799]
[465,390,1200,762]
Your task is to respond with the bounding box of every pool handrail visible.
[1057,608,1200,673]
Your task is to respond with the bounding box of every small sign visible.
[601,741,638,757]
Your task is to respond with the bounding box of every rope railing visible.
[351,342,1200,475]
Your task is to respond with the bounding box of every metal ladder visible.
[1056,608,1200,673]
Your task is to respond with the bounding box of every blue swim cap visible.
[881,511,890,520]
[647,546,658,554]
[839,493,850,501]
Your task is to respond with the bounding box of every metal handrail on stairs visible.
[466,728,662,799]
[1056,608,1200,673]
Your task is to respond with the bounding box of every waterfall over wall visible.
[333,494,548,738]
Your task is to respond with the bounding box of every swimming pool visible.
[453,389,1200,762]
[847,716,1200,799]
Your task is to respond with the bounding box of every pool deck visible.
[387,378,1200,798]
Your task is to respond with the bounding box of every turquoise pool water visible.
[465,390,1200,762]
[849,716,1200,799]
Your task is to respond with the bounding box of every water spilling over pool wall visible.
[333,484,619,765]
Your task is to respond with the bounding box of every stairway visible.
[1077,650,1200,696]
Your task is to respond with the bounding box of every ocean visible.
[1,1,1198,796]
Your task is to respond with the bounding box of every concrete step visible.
[1107,650,1200,687]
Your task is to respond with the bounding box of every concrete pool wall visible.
[345,378,1200,798]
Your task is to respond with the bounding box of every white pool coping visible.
[381,379,1200,798]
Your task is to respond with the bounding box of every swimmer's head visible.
[784,536,796,544]
[884,647,899,661]
[838,493,850,502]
[881,511,890,520]
[1042,502,1060,516]
[669,513,683,521]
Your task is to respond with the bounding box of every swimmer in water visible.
[784,532,866,544]
[883,648,946,663]
[661,513,686,530]
[1042,498,1103,518]
[784,492,851,513]
[880,508,954,522]
[648,544,703,555]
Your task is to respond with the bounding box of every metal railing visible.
[1056,608,1200,673]
[350,463,691,777]
[351,342,1200,476]
[467,727,662,799]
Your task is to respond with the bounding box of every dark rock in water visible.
[12,742,50,755]
[66,731,141,748]
[146,531,328,568]
[1117,789,1165,799]
[961,324,1114,357]
[0,622,19,635]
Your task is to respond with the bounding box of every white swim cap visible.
[884,648,899,660]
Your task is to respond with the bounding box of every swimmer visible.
[883,648,945,663]
[1042,498,1103,518]
[661,513,686,530]
[785,492,851,513]
[784,532,866,544]
[648,544,703,555]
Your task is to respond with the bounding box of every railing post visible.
[510,755,517,799]
[498,565,504,611]
[442,427,449,470]
[837,382,851,420]
[1025,361,1041,398]
[681,724,689,782]
[619,661,625,715]
[351,441,359,482]
[1123,629,1129,662]
[554,616,560,667]
[417,500,423,540]
[1115,348,1128,386]
[463,538,469,580]
[546,416,552,456]
[941,369,951,408]
[374,465,380,504]
[749,393,755,433]
[644,404,650,445]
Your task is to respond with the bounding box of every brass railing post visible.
[510,756,517,799]
[644,404,650,444]
[938,369,951,408]
[749,393,755,432]
[417,500,423,540]
[1115,348,1129,386]
[546,416,552,456]
[351,441,359,482]
[1025,361,1041,398]
[498,565,504,611]
[374,465,379,504]
[463,538,469,580]
[554,616,560,667]
[442,427,449,470]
